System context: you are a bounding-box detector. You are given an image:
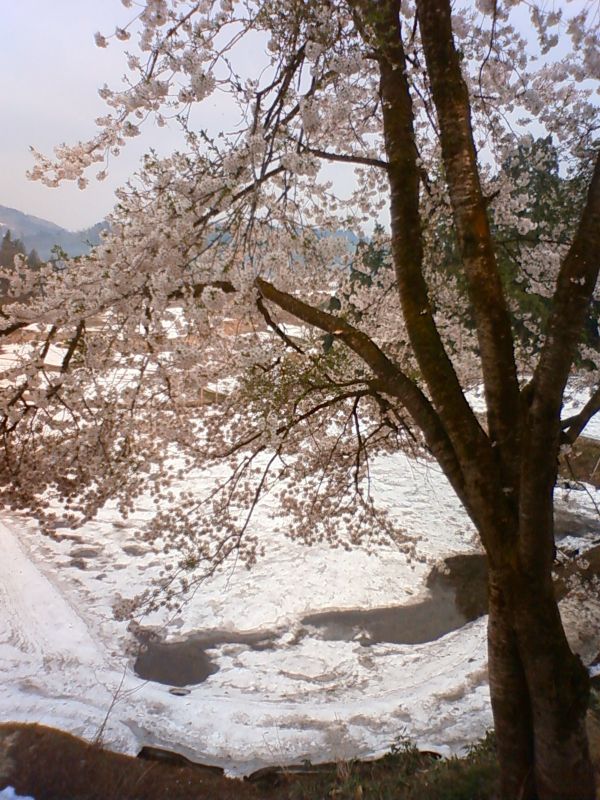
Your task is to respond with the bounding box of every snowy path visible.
[0,519,102,668]
[0,518,138,752]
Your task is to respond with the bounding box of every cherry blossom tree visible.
[1,1,599,797]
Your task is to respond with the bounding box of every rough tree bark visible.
[264,0,600,796]
[411,1,598,795]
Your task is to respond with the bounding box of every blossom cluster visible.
[3,0,598,610]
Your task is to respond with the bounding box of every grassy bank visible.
[0,723,500,800]
[4,704,599,799]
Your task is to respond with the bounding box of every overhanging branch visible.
[254,275,471,509]
[561,384,600,445]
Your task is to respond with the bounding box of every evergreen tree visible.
[0,230,27,268]
[27,248,42,271]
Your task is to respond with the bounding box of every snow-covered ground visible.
[1,328,599,774]
[1,446,599,776]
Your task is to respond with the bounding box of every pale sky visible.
[0,1,336,232]
[0,1,198,230]
[0,2,590,232]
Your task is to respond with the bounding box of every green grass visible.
[286,733,499,800]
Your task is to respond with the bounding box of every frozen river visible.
[0,449,599,775]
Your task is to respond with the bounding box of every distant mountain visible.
[0,205,363,264]
[0,205,107,260]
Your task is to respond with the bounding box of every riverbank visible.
[3,716,600,800]
[0,722,500,800]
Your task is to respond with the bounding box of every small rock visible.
[70,547,100,559]
[169,687,191,696]
[121,543,149,557]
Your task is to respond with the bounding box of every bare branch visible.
[168,280,236,302]
[255,294,304,354]
[192,165,286,230]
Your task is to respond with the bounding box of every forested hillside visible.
[0,205,105,260]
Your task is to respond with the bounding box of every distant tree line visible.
[0,230,42,271]
[0,230,44,300]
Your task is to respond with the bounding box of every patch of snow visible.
[0,789,35,800]
[0,342,66,374]
[278,323,309,339]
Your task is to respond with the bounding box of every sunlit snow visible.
[1,444,598,775]
[1,342,599,773]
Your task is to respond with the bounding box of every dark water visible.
[555,507,600,539]
[300,583,467,646]
[134,629,276,686]
[133,514,600,688]
[133,580,473,686]
[135,638,218,685]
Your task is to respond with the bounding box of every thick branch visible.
[302,146,389,171]
[255,276,470,510]
[532,151,600,419]
[416,0,520,478]
[350,0,497,482]
[518,151,600,568]
[561,385,600,444]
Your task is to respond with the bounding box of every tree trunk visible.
[488,574,536,799]
[488,565,596,799]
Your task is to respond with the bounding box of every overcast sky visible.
[0,1,196,230]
